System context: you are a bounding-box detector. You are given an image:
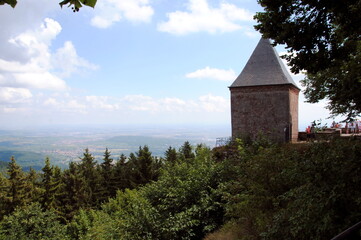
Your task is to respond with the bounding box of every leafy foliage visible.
[254,0,361,119]
[142,145,225,239]
[219,138,361,239]
[0,140,360,240]
[0,0,96,11]
[0,0,16,8]
[0,202,68,240]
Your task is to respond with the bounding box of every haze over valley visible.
[0,124,230,169]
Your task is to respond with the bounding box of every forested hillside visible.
[0,138,360,239]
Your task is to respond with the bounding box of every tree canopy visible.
[254,0,361,119]
[0,0,97,11]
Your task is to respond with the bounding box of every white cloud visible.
[120,94,228,113]
[186,66,236,81]
[0,87,32,104]
[44,97,59,106]
[67,100,87,111]
[0,17,99,109]
[91,0,154,28]
[199,94,228,112]
[53,41,99,77]
[86,96,119,110]
[43,96,87,113]
[0,19,66,91]
[13,72,67,90]
[40,93,229,114]
[1,92,230,126]
[157,0,254,35]
[0,0,57,62]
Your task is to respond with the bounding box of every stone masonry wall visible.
[230,85,299,142]
[289,87,299,142]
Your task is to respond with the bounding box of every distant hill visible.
[0,150,46,171]
[0,161,7,173]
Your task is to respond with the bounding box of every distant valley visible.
[0,124,230,170]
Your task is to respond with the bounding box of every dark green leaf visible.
[81,0,96,8]
[0,0,17,8]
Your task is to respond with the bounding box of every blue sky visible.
[0,0,340,131]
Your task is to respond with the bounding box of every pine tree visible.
[50,166,65,214]
[113,154,130,192]
[25,167,41,204]
[179,141,195,162]
[0,173,9,219]
[41,157,63,211]
[78,148,102,207]
[100,148,115,201]
[165,146,178,164]
[129,146,160,187]
[60,162,86,220]
[41,157,53,209]
[6,156,27,213]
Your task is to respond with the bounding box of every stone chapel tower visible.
[229,38,300,142]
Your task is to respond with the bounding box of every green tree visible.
[41,157,53,209]
[67,208,117,240]
[254,0,361,119]
[6,157,27,213]
[217,138,361,240]
[113,154,130,192]
[0,174,9,219]
[0,202,69,240]
[41,158,64,212]
[24,167,41,203]
[179,141,195,162]
[50,166,64,212]
[99,148,115,201]
[142,145,225,240]
[70,189,161,240]
[164,146,178,165]
[60,161,86,220]
[129,146,160,187]
[78,148,102,207]
[0,0,97,11]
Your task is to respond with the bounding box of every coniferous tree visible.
[129,146,160,187]
[60,162,86,220]
[165,146,178,165]
[6,156,27,213]
[0,173,9,219]
[41,157,63,211]
[179,141,195,162]
[50,165,64,211]
[113,154,130,192]
[25,167,41,204]
[79,148,102,207]
[41,157,53,209]
[100,148,115,201]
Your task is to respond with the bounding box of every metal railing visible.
[331,221,361,240]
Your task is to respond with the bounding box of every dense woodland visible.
[0,138,360,239]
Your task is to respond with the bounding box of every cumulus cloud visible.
[0,18,98,92]
[186,66,236,81]
[0,18,66,90]
[0,0,57,62]
[53,41,99,78]
[41,93,228,114]
[2,92,230,127]
[91,0,154,28]
[117,94,228,113]
[0,87,32,104]
[157,0,254,35]
[86,96,120,110]
[199,94,228,112]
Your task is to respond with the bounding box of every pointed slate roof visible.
[230,38,299,89]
